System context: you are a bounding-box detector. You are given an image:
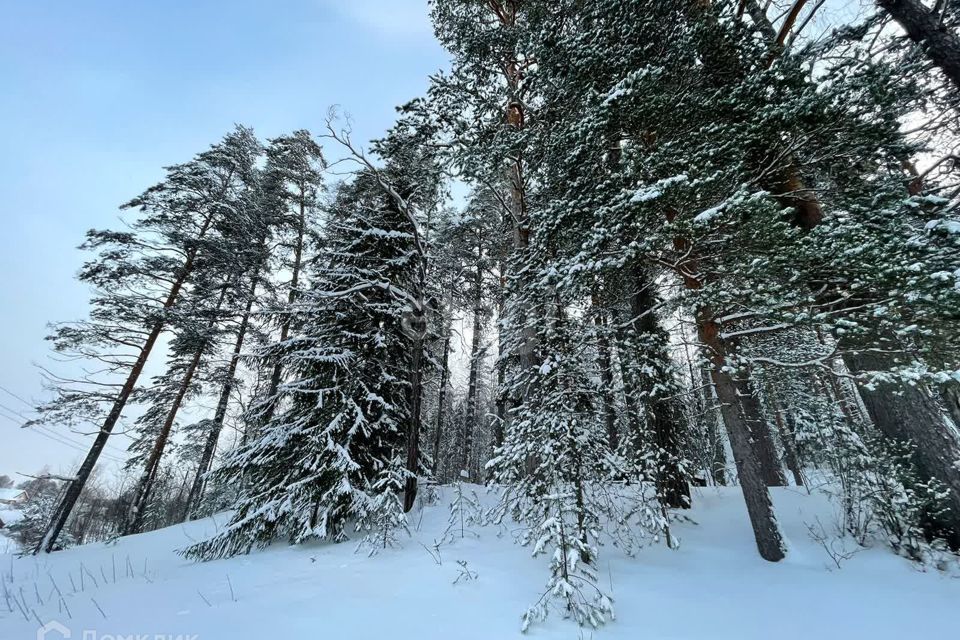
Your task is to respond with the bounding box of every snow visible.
[0,488,26,503]
[0,509,23,526]
[694,203,725,223]
[925,218,960,234]
[630,174,689,203]
[1,487,958,639]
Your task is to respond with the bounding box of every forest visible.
[4,0,960,633]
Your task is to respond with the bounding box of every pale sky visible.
[0,0,449,483]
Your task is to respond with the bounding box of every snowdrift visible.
[1,486,958,639]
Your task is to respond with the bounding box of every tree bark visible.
[184,279,257,520]
[493,263,508,449]
[125,343,204,534]
[701,366,728,485]
[36,209,217,553]
[631,271,691,508]
[462,304,484,479]
[403,205,429,511]
[592,303,620,452]
[769,393,805,487]
[736,376,788,486]
[493,1,539,407]
[699,313,786,561]
[403,331,424,512]
[843,349,960,547]
[432,319,452,478]
[123,280,225,536]
[877,0,960,91]
[667,202,783,555]
[259,191,308,430]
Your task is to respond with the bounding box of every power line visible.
[0,412,126,464]
[0,384,33,408]
[0,401,127,456]
[0,405,26,426]
[0,400,31,422]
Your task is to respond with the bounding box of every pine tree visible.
[28,126,264,552]
[251,130,327,430]
[183,131,326,519]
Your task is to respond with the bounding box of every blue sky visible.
[0,0,449,480]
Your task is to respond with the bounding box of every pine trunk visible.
[432,320,451,477]
[462,304,484,478]
[701,367,728,485]
[631,270,691,509]
[403,332,424,512]
[736,377,787,487]
[493,263,508,449]
[35,211,216,553]
[124,331,209,535]
[403,217,429,511]
[462,248,486,478]
[593,305,620,452]
[698,313,786,561]
[259,192,307,430]
[769,393,804,487]
[184,279,257,519]
[877,0,960,91]
[843,349,960,546]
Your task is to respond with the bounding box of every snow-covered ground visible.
[1,486,958,640]
[0,509,23,555]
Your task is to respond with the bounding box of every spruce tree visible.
[184,118,441,559]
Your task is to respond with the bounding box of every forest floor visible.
[1,485,958,640]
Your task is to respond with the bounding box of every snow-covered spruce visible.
[183,119,442,560]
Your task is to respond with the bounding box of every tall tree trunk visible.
[768,392,805,487]
[668,198,784,558]
[462,301,484,478]
[843,349,960,547]
[184,278,257,520]
[630,269,691,509]
[699,312,786,561]
[493,264,508,449]
[490,2,538,417]
[877,0,960,91]
[610,308,651,460]
[701,366,728,485]
[736,376,787,487]
[259,193,307,430]
[462,236,487,478]
[746,0,960,525]
[124,341,205,535]
[432,318,452,478]
[123,282,230,535]
[403,227,429,512]
[592,302,620,452]
[403,330,425,512]
[36,210,217,553]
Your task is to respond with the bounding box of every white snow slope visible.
[1,486,958,640]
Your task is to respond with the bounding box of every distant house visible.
[0,487,28,506]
